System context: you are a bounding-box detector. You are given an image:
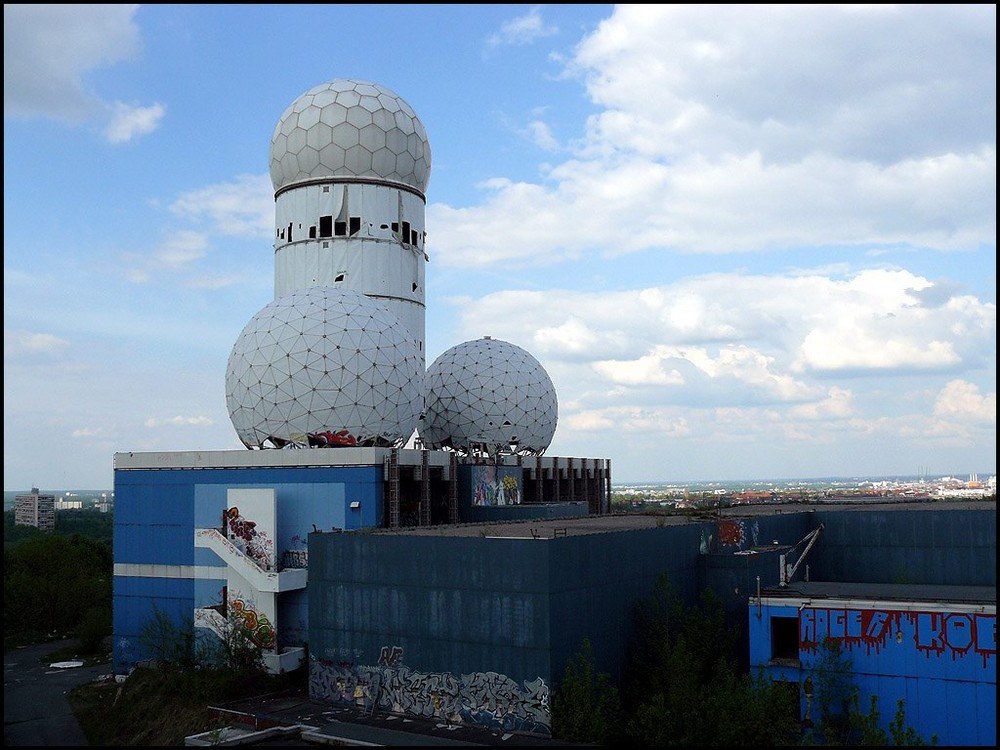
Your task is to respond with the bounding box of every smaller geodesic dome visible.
[226,287,423,448]
[270,79,431,195]
[418,337,558,457]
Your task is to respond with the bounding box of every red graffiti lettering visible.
[915,612,944,654]
[799,608,994,664]
[942,614,973,653]
[974,614,997,655]
[863,610,890,640]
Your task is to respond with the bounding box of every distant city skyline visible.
[4,471,995,499]
[4,5,995,490]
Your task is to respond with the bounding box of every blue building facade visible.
[748,581,996,746]
[112,448,610,676]
[113,459,385,674]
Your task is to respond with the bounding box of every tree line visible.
[3,509,113,652]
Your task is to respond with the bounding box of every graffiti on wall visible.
[281,549,308,568]
[310,649,551,736]
[800,607,996,667]
[225,506,274,571]
[700,519,761,553]
[230,597,276,650]
[472,465,521,507]
[281,533,309,570]
[717,519,746,547]
[379,645,404,667]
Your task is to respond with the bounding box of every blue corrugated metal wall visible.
[748,599,996,745]
[742,507,997,746]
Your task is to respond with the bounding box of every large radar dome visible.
[226,287,423,449]
[418,337,558,457]
[270,79,431,194]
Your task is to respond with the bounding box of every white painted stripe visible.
[754,596,995,614]
[114,563,226,580]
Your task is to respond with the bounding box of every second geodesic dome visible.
[418,337,558,457]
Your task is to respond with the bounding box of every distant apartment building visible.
[14,488,55,532]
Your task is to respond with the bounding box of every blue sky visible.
[3,4,996,491]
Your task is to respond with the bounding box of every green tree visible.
[4,532,112,646]
[138,606,201,673]
[53,508,114,546]
[4,508,114,548]
[551,637,622,744]
[138,604,266,678]
[620,572,800,746]
[806,637,857,744]
[804,637,936,746]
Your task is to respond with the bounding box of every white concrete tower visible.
[269,79,431,366]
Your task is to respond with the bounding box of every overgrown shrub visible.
[551,637,622,743]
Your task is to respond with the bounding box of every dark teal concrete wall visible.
[548,525,705,686]
[308,532,554,735]
[810,507,996,586]
[465,500,590,524]
[306,523,710,737]
[309,533,552,677]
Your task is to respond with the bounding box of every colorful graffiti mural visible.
[225,506,275,571]
[310,650,551,737]
[230,597,277,650]
[472,465,522,507]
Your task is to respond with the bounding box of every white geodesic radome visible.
[418,337,558,457]
[226,287,423,449]
[270,79,431,194]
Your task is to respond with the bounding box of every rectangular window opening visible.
[319,216,333,238]
[309,226,317,239]
[771,616,799,662]
[349,217,361,235]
